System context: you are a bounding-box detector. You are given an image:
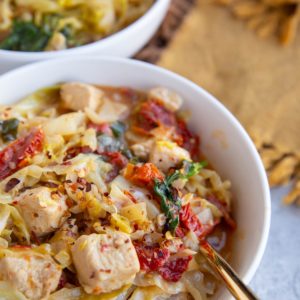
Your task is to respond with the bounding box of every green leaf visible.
[154,178,181,233]
[110,121,126,138]
[182,160,208,178]
[0,118,19,142]
[165,160,208,186]
[0,21,51,52]
[154,160,207,233]
[165,170,181,185]
[42,14,60,35]
[168,216,179,232]
[0,14,63,52]
[97,135,122,153]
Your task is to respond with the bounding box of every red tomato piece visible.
[88,122,112,135]
[175,226,186,238]
[124,163,164,189]
[158,256,192,282]
[103,152,128,169]
[0,129,44,181]
[135,100,200,159]
[64,146,93,161]
[175,119,200,160]
[179,203,207,239]
[103,152,128,182]
[133,242,170,272]
[136,100,176,132]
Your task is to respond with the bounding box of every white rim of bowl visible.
[0,0,169,58]
[0,56,271,284]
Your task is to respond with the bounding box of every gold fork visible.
[199,241,259,300]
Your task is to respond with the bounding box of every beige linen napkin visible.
[158,0,300,204]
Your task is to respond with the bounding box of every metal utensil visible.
[199,241,259,300]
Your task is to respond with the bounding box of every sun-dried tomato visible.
[134,241,192,282]
[103,152,128,169]
[124,163,163,189]
[135,100,176,132]
[64,146,93,161]
[134,100,200,159]
[0,129,44,181]
[175,119,200,160]
[158,256,192,282]
[103,152,128,182]
[179,203,206,239]
[179,203,222,240]
[87,122,112,135]
[134,242,170,272]
[5,177,20,192]
[175,226,186,238]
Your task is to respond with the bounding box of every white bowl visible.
[0,0,170,75]
[0,57,271,299]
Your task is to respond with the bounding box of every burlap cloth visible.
[136,0,300,204]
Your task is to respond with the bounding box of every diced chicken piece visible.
[45,32,67,51]
[60,82,103,111]
[149,140,191,173]
[71,233,140,294]
[85,98,128,124]
[16,186,68,237]
[149,87,183,112]
[0,249,61,300]
[131,139,154,159]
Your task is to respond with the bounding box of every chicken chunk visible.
[16,186,68,237]
[71,233,140,294]
[60,82,103,111]
[131,139,154,159]
[0,249,61,300]
[149,87,183,112]
[149,140,191,173]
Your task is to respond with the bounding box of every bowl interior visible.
[0,57,270,299]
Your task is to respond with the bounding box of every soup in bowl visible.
[0,57,271,299]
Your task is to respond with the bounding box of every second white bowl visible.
[0,0,170,75]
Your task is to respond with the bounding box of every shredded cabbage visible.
[0,281,28,300]
[0,84,234,300]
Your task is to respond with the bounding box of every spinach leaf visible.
[0,118,19,142]
[0,15,61,52]
[111,121,126,138]
[154,178,181,233]
[154,160,207,233]
[42,14,60,35]
[0,21,51,51]
[182,160,208,178]
[166,160,208,186]
[97,135,122,153]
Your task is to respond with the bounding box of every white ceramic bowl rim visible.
[0,56,271,285]
[0,0,162,58]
